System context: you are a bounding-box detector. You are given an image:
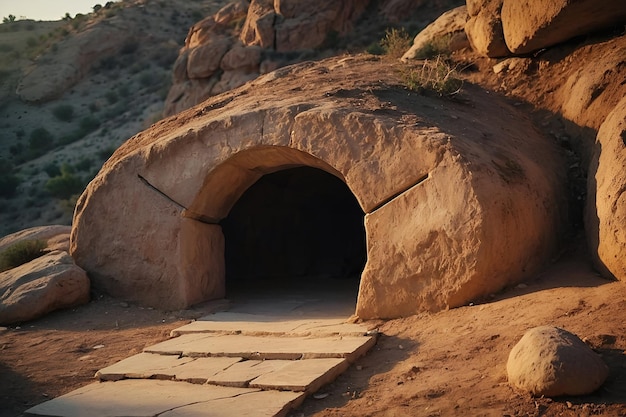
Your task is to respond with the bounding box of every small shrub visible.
[401,56,463,97]
[51,104,75,122]
[79,116,100,133]
[44,162,61,177]
[29,127,54,151]
[74,157,93,172]
[411,34,453,59]
[366,42,385,55]
[45,164,85,199]
[26,37,38,48]
[0,240,47,272]
[381,27,412,59]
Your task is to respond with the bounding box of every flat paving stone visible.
[159,389,306,417]
[144,333,377,361]
[207,360,292,387]
[25,380,273,417]
[96,353,242,383]
[171,313,371,337]
[250,358,349,392]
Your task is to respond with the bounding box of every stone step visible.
[144,333,377,361]
[25,379,305,417]
[96,353,349,392]
[171,312,372,337]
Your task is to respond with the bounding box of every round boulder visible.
[507,326,609,397]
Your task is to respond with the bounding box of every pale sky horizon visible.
[0,0,120,22]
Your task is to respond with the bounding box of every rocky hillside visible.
[0,0,222,235]
[0,0,462,237]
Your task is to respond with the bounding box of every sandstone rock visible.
[501,0,626,55]
[164,77,220,118]
[466,0,486,17]
[507,326,608,396]
[275,10,337,52]
[401,6,469,61]
[72,56,565,317]
[220,44,262,71]
[465,0,510,58]
[185,16,225,49]
[0,251,90,325]
[586,96,626,280]
[187,36,232,79]
[211,69,259,95]
[172,49,190,84]
[214,0,250,25]
[0,225,71,254]
[240,0,275,48]
[557,37,626,130]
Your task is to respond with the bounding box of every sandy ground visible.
[2,236,626,417]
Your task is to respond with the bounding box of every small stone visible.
[119,302,129,308]
[356,365,363,370]
[93,344,105,350]
[566,401,573,408]
[313,393,329,400]
[516,283,528,289]
[398,344,404,350]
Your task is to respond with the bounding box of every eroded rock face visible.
[401,6,469,61]
[465,0,509,58]
[586,96,626,280]
[71,56,566,318]
[507,326,608,396]
[164,0,368,117]
[0,251,90,325]
[0,225,71,254]
[501,0,626,55]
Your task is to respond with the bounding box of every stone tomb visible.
[70,56,566,319]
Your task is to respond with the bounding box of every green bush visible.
[45,164,85,199]
[0,239,47,272]
[44,162,61,177]
[52,104,75,122]
[29,127,54,151]
[74,157,93,172]
[381,28,412,59]
[411,34,453,59]
[401,56,463,97]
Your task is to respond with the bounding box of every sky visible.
[0,0,119,22]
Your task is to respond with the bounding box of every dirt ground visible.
[1,236,626,417]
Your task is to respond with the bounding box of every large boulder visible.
[501,0,626,55]
[464,0,510,58]
[0,251,90,325]
[71,56,566,318]
[401,6,470,61]
[507,326,608,396]
[586,96,626,280]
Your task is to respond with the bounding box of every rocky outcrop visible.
[465,0,626,57]
[464,0,509,58]
[72,56,566,319]
[586,96,626,280]
[501,0,626,55]
[0,250,90,325]
[507,326,608,396]
[401,6,469,61]
[164,0,368,117]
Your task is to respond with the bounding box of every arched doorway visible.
[220,166,366,308]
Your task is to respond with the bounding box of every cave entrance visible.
[219,166,366,314]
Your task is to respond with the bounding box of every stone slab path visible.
[25,309,377,417]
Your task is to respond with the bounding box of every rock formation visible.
[401,6,470,61]
[586,96,626,280]
[460,0,626,58]
[71,55,566,319]
[0,226,90,325]
[507,326,608,396]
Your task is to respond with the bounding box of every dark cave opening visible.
[220,166,367,296]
